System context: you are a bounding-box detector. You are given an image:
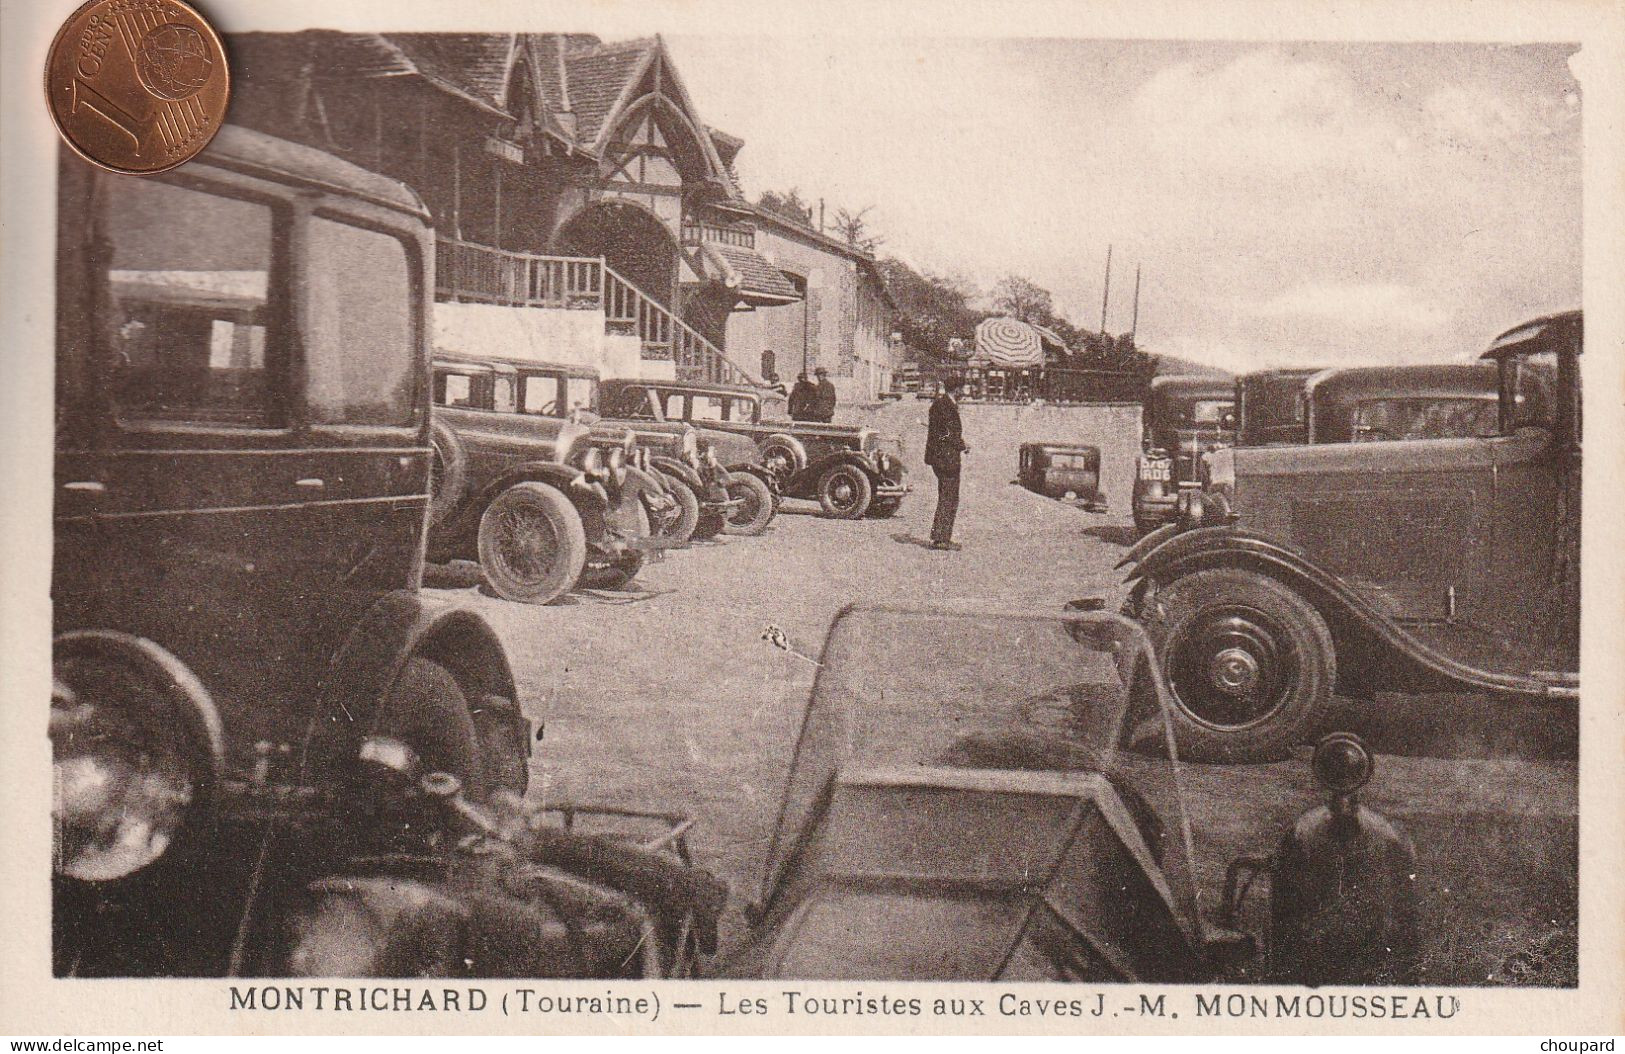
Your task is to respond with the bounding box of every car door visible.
[53,162,324,755]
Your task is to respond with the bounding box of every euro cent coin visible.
[45,0,229,174]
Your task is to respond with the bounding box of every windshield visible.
[763,607,1199,920]
[1182,400,1234,427]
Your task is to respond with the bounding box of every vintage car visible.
[1118,311,1581,762]
[51,127,539,974]
[1235,367,1323,447]
[720,605,1416,983]
[601,378,910,519]
[1018,442,1107,510]
[428,356,676,604]
[1132,376,1236,534]
[519,364,780,538]
[1304,362,1500,444]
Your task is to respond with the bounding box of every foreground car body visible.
[601,378,910,519]
[722,605,1417,983]
[429,356,671,603]
[1121,311,1581,762]
[1018,442,1106,509]
[1133,376,1236,534]
[52,127,530,973]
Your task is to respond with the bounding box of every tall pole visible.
[1129,264,1141,344]
[1099,244,1113,337]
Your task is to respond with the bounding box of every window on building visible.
[101,178,274,425]
[306,217,418,426]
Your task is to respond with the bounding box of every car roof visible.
[434,354,598,379]
[1148,375,1232,399]
[603,377,764,398]
[1306,362,1498,403]
[202,125,427,218]
[1483,310,1582,360]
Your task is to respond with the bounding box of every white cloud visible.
[1131,50,1402,176]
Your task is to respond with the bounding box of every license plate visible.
[1140,461,1171,482]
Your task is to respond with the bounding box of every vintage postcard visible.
[1,0,1621,1038]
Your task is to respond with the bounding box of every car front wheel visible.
[1141,567,1335,763]
[818,464,873,519]
[476,482,589,605]
[653,473,700,544]
[724,473,776,535]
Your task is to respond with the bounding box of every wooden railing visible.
[680,221,756,249]
[435,239,604,309]
[433,237,755,386]
[602,264,752,385]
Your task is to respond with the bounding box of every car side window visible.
[100,177,275,426]
[435,371,478,407]
[519,374,566,417]
[609,386,654,419]
[305,217,417,426]
[692,394,726,421]
[663,393,688,420]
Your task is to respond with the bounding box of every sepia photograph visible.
[5,0,1623,1038]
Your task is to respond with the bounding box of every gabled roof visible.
[562,36,660,145]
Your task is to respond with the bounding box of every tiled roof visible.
[563,37,657,145]
[384,34,516,108]
[701,242,803,303]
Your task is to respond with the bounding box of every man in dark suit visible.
[787,372,817,421]
[925,375,969,551]
[812,367,838,422]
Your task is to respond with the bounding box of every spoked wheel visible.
[1142,568,1334,763]
[817,464,873,519]
[476,482,588,605]
[723,474,775,536]
[652,473,700,544]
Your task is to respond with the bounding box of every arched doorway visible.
[556,200,678,308]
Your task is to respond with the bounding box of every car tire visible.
[760,435,805,481]
[581,502,649,590]
[373,656,487,802]
[818,464,873,519]
[476,482,588,605]
[866,497,902,519]
[1130,479,1159,537]
[1141,568,1335,764]
[428,421,468,528]
[653,472,700,544]
[723,473,776,536]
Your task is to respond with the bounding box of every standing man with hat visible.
[812,367,838,423]
[925,375,969,551]
[788,372,818,421]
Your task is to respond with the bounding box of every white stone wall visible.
[433,302,674,380]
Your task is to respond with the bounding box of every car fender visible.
[731,463,782,496]
[648,455,703,493]
[761,433,808,476]
[306,591,528,790]
[1126,526,1558,699]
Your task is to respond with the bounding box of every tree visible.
[991,274,1055,326]
[756,188,813,227]
[876,256,982,363]
[832,206,881,252]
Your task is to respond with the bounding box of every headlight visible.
[52,635,222,883]
[681,429,699,461]
[606,445,626,476]
[579,446,605,478]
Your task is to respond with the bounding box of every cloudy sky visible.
[665,37,1581,371]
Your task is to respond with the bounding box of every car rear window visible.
[305,218,418,427]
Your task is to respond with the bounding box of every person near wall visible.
[788,373,818,421]
[812,367,838,423]
[925,374,969,551]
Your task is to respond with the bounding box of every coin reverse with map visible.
[44,0,228,174]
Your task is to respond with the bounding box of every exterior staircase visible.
[434,237,756,386]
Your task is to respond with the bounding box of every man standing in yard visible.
[813,366,838,422]
[925,374,969,551]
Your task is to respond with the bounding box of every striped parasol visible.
[973,316,1045,368]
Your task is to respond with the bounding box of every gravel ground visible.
[426,399,1577,985]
